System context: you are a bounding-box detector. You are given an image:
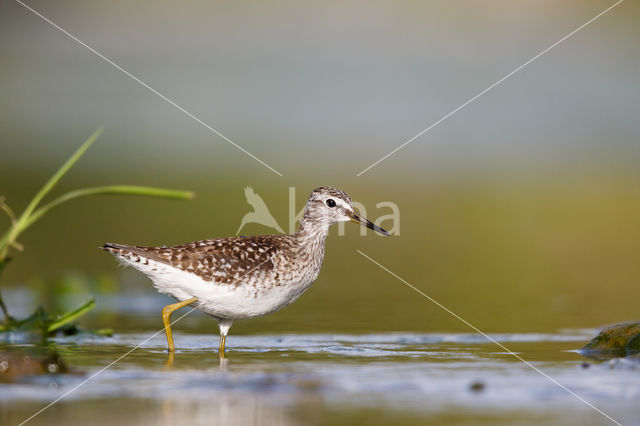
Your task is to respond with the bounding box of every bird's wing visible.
[111,236,286,283]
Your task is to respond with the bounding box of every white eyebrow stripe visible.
[334,198,351,211]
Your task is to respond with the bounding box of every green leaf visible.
[6,305,51,333]
[1,128,103,258]
[24,185,193,229]
[20,128,103,225]
[47,298,95,333]
[95,328,114,337]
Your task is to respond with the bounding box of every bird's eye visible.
[326,199,336,208]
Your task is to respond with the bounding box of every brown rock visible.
[581,322,640,360]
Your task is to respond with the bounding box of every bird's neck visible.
[293,216,330,248]
[289,214,331,288]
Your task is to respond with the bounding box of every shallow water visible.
[2,328,638,426]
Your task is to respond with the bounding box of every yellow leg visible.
[162,297,197,352]
[219,334,226,356]
[218,320,232,356]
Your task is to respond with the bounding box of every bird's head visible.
[303,187,389,236]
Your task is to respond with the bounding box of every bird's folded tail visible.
[101,242,135,260]
[101,242,125,251]
[100,242,170,268]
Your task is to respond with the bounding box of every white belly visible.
[128,258,315,320]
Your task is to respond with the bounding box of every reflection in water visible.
[218,355,229,372]
[160,394,309,426]
[158,349,320,426]
[164,351,174,370]
[164,349,228,370]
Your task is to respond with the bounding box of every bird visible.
[236,186,284,235]
[101,186,389,355]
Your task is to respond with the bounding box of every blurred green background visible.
[1,0,639,336]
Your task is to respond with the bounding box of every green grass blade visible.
[47,298,95,333]
[24,185,194,230]
[1,129,103,259]
[19,127,103,226]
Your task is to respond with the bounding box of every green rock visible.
[581,321,640,360]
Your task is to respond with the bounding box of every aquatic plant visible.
[0,128,193,334]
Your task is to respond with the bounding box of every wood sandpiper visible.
[101,187,389,354]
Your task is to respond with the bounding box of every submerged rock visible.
[580,322,640,361]
[0,350,69,382]
[469,380,485,392]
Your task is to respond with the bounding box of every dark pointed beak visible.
[349,212,390,236]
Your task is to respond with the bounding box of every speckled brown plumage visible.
[103,235,288,284]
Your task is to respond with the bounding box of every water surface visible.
[2,328,638,426]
